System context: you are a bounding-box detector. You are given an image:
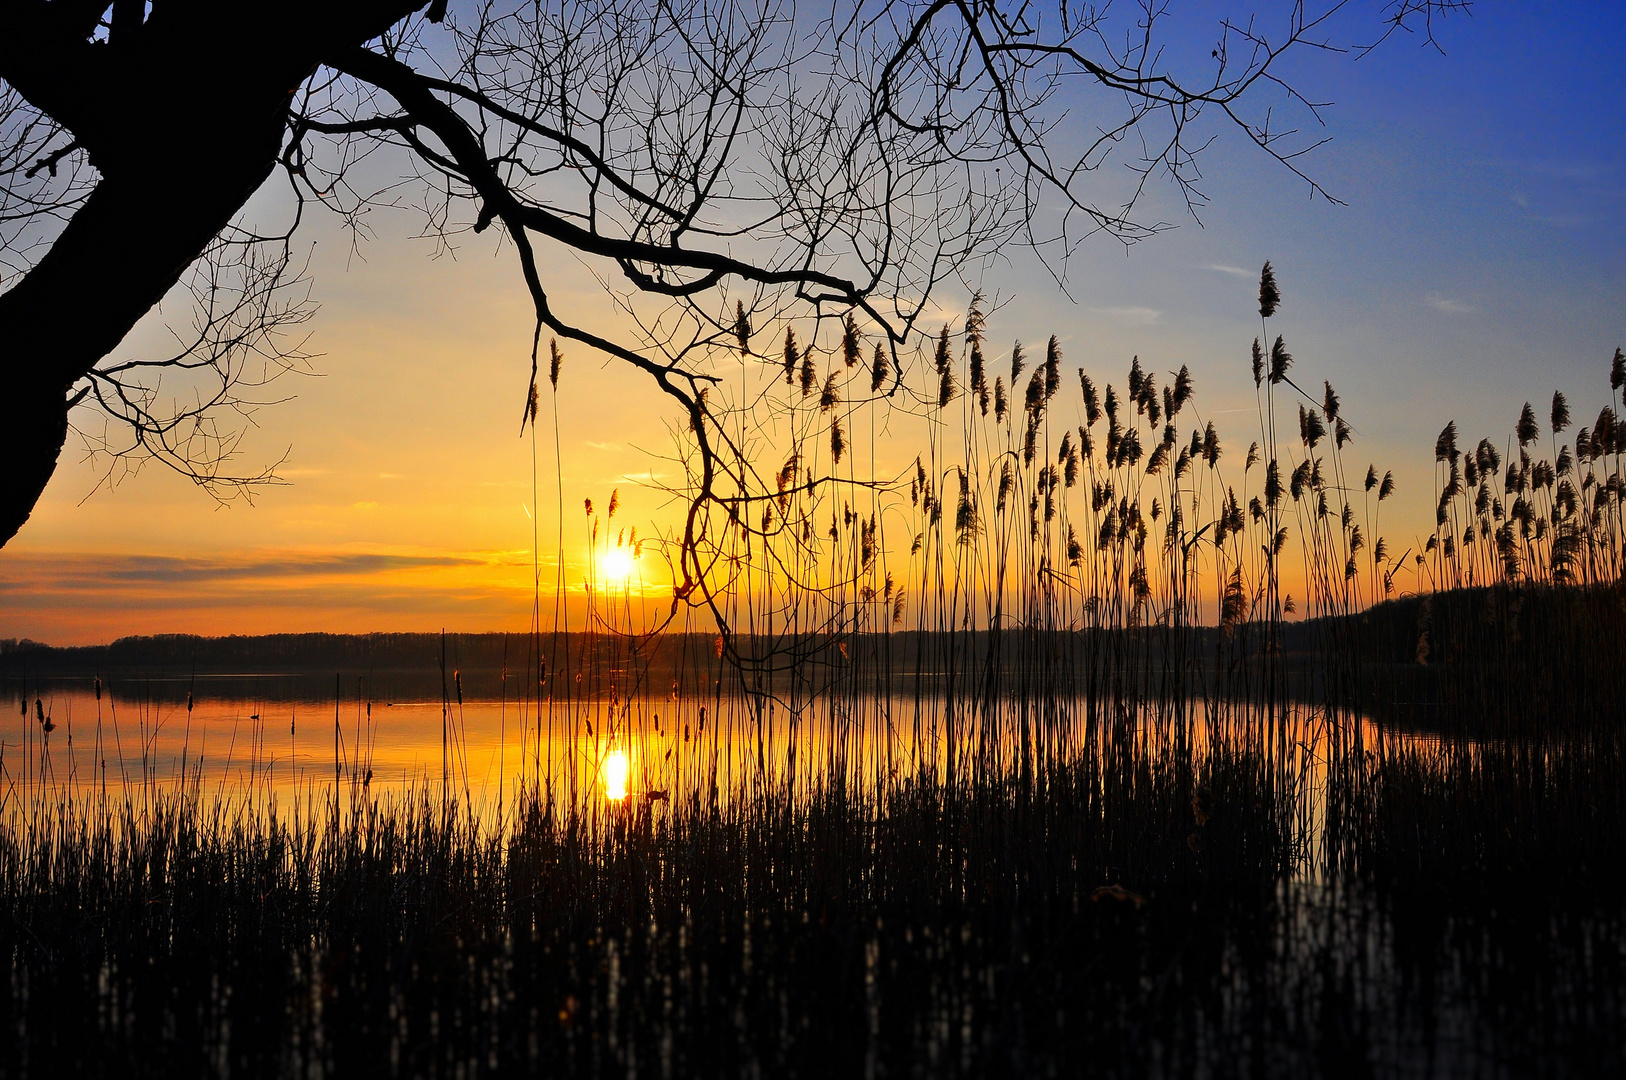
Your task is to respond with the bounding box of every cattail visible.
[871,343,888,393]
[1517,402,1539,446]
[735,302,751,354]
[1269,336,1292,385]
[782,327,798,385]
[1552,390,1570,433]
[842,313,861,368]
[1258,261,1281,319]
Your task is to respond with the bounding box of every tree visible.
[0,0,1459,566]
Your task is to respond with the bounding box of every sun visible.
[600,548,635,584]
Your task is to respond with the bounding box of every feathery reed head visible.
[1258,261,1281,319]
[1269,336,1292,385]
[735,301,751,355]
[799,345,817,397]
[783,327,798,385]
[1517,402,1539,446]
[1435,421,1459,464]
[1552,391,1570,434]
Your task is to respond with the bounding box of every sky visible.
[3,2,1623,645]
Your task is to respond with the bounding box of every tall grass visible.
[3,275,1623,1076]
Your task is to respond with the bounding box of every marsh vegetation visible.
[5,285,1624,1076]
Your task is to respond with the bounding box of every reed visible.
[3,269,1622,1076]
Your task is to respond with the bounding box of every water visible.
[3,671,1621,1076]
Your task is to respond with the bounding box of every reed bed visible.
[3,272,1623,1076]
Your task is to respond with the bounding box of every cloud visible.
[1202,264,1253,278]
[1088,306,1161,325]
[0,551,488,592]
[1425,294,1477,315]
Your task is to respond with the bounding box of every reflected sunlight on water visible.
[602,746,630,800]
[3,675,1458,863]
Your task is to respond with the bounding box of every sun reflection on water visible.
[603,747,630,801]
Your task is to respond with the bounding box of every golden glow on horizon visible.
[603,747,630,801]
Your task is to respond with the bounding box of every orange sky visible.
[4,7,1623,645]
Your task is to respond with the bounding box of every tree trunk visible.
[0,153,279,546]
[0,0,428,548]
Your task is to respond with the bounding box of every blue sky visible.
[3,2,1622,642]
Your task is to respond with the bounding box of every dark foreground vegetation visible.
[4,701,1625,1077]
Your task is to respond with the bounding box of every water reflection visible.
[602,746,630,800]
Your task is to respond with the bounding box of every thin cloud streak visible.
[1425,294,1478,315]
[0,551,491,589]
[1088,306,1161,325]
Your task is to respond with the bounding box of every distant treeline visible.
[5,583,1621,725]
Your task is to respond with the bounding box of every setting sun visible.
[600,548,635,584]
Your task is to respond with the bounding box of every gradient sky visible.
[3,3,1622,644]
